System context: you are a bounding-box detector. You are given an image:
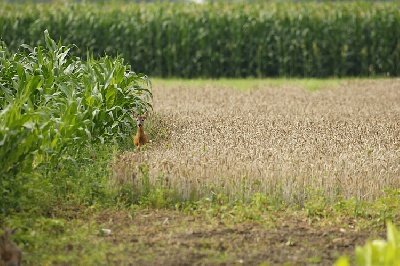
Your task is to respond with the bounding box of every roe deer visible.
[0,228,21,266]
[133,110,149,149]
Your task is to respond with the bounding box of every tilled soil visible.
[95,209,384,266]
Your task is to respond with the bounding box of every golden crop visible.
[113,80,399,204]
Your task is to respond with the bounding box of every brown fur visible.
[0,228,21,266]
[133,110,149,149]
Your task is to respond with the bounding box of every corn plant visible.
[0,30,152,213]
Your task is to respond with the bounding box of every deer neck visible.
[137,126,145,136]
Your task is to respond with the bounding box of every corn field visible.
[0,2,399,78]
[0,31,152,212]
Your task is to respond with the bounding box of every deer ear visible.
[132,109,138,117]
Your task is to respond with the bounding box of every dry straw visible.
[113,80,400,204]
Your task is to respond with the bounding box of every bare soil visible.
[94,209,384,266]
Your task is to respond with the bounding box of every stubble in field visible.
[113,79,400,204]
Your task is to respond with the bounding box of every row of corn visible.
[0,1,399,77]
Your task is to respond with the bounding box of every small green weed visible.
[335,222,400,266]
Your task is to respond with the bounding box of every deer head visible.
[132,109,147,128]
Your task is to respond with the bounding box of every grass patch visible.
[152,77,361,91]
[2,191,399,265]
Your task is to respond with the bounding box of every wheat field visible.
[113,79,400,204]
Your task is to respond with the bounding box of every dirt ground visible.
[94,209,384,266]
